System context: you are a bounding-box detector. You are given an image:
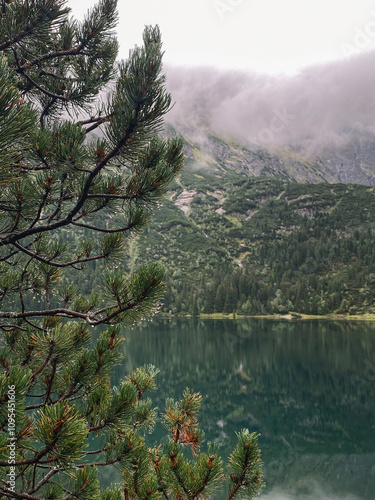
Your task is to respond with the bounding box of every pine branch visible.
[0,323,27,331]
[0,296,142,324]
[0,307,91,321]
[40,97,57,127]
[85,192,144,200]
[27,343,55,383]
[46,179,69,222]
[158,488,171,500]
[24,318,45,332]
[19,256,33,313]
[13,240,112,268]
[171,468,194,500]
[0,287,7,303]
[27,466,59,495]
[0,134,139,247]
[71,220,135,234]
[85,119,109,133]
[79,113,112,133]
[0,442,55,467]
[11,48,68,102]
[0,484,42,500]
[192,465,220,499]
[17,44,97,71]
[43,358,58,406]
[8,196,22,233]
[28,188,51,230]
[227,479,243,500]
[0,239,37,262]
[75,458,119,467]
[84,446,110,455]
[25,383,85,410]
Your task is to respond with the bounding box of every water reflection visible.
[114,319,375,499]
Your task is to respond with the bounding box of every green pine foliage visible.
[0,1,263,499]
[228,431,263,500]
[0,55,35,183]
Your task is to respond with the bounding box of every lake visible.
[113,318,375,500]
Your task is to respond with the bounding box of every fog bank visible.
[165,50,375,150]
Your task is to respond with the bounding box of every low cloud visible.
[165,50,375,150]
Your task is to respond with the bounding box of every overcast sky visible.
[67,1,375,149]
[69,0,375,75]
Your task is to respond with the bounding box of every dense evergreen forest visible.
[70,158,375,317]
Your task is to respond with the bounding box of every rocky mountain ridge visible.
[166,123,375,185]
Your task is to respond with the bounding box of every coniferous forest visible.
[76,165,375,317]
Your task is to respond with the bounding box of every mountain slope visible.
[166,124,375,186]
[128,157,375,316]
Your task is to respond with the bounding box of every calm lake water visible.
[113,318,375,500]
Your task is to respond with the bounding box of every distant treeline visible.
[163,223,375,316]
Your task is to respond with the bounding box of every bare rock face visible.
[166,122,375,186]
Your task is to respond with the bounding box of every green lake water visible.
[112,318,375,499]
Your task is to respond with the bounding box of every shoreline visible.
[158,312,375,321]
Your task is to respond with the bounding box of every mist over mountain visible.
[163,52,375,185]
[165,50,375,152]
